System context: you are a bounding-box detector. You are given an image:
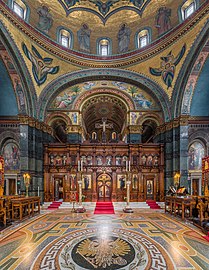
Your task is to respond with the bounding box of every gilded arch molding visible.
[37,69,171,122]
[171,20,209,118]
[0,21,37,117]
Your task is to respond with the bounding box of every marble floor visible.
[0,206,209,270]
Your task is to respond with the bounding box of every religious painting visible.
[81,155,87,165]
[147,180,153,195]
[188,142,205,171]
[3,142,20,171]
[96,155,103,165]
[132,174,138,190]
[147,155,153,166]
[86,155,93,165]
[51,91,78,109]
[141,155,147,165]
[82,174,91,190]
[130,112,138,125]
[117,174,126,190]
[69,112,78,125]
[122,156,128,166]
[70,174,77,191]
[116,156,122,166]
[106,155,112,166]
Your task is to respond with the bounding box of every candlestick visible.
[126,160,128,171]
[128,161,130,172]
[81,160,83,171]
[78,160,80,171]
[38,186,40,196]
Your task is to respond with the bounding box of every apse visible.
[82,94,127,142]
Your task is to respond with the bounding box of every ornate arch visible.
[172,20,209,118]
[0,21,37,117]
[73,88,135,112]
[137,112,163,126]
[45,112,72,126]
[37,69,171,122]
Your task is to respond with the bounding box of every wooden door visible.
[97,173,112,201]
[8,179,16,195]
[192,179,199,196]
[54,178,63,201]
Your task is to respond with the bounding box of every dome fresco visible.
[4,0,205,55]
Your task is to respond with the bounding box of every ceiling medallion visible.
[58,0,150,24]
[98,107,110,115]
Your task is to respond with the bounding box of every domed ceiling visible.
[9,0,197,54]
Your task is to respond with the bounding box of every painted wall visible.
[0,59,18,116]
[190,57,209,116]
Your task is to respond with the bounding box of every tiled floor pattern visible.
[0,208,209,270]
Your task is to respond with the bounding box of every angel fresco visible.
[150,44,186,89]
[22,43,59,86]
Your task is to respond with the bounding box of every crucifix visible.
[95,118,113,142]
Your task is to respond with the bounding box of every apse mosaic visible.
[188,141,205,171]
[58,0,150,23]
[1,210,209,270]
[49,81,160,110]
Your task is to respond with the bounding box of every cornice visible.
[129,125,143,134]
[0,1,208,68]
[157,115,190,133]
[18,115,53,134]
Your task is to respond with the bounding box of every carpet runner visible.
[48,201,62,210]
[94,201,115,214]
[146,200,161,209]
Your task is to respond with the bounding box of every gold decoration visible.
[77,237,130,268]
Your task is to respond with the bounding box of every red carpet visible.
[94,201,115,214]
[203,232,209,242]
[48,201,62,209]
[146,200,161,209]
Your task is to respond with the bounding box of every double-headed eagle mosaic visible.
[77,237,130,268]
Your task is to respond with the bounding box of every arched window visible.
[9,0,29,20]
[179,0,199,22]
[59,29,72,48]
[97,38,112,56]
[137,29,151,49]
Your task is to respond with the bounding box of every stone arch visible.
[0,21,37,117]
[37,69,171,122]
[0,131,19,155]
[172,20,209,118]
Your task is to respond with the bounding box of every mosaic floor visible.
[0,208,209,270]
